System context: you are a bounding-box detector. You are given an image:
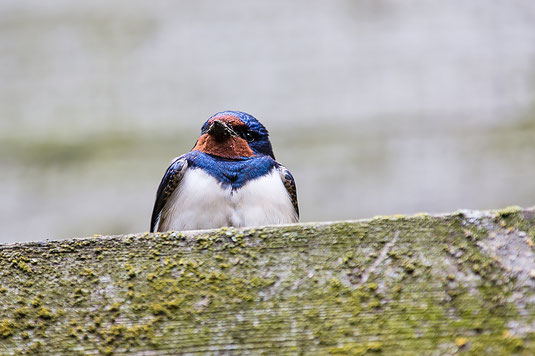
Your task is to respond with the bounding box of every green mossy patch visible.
[0,207,534,354]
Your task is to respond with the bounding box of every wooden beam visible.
[1,207,534,354]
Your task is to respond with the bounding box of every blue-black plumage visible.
[150,111,298,232]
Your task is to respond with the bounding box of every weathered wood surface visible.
[1,207,535,355]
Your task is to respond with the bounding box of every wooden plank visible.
[1,207,534,355]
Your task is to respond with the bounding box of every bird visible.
[150,111,298,232]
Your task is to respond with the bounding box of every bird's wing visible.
[150,156,189,232]
[277,165,299,219]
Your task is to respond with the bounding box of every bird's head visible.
[192,111,275,160]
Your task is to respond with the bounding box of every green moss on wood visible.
[0,207,534,354]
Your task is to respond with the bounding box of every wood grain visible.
[1,207,534,355]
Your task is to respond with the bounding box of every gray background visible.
[1,0,535,242]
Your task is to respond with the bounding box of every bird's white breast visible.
[158,167,297,231]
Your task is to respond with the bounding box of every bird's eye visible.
[244,132,255,142]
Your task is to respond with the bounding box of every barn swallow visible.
[150,111,298,232]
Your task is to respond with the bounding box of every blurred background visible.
[1,0,535,243]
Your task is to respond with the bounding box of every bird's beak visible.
[207,119,234,141]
